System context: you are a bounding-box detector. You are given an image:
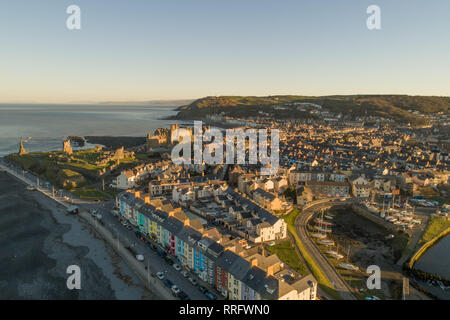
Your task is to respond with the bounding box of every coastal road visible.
[90,203,214,300]
[0,160,211,300]
[295,199,357,300]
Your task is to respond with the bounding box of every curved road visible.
[295,199,357,300]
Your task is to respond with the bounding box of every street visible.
[0,159,218,300]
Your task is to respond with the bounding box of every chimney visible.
[267,266,274,277]
[184,218,190,226]
[144,195,151,204]
[251,258,258,267]
[134,191,141,199]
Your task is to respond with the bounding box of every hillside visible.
[174,95,450,124]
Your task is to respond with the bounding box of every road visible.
[89,202,219,300]
[295,199,357,300]
[0,160,217,300]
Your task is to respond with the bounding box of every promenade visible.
[0,160,175,300]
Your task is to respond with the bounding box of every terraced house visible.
[116,190,317,300]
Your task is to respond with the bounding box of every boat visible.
[313,218,333,227]
[366,204,380,214]
[324,214,334,220]
[339,263,359,271]
[331,253,344,260]
[314,226,332,233]
[26,186,36,191]
[311,233,327,239]
[326,250,343,259]
[317,239,334,246]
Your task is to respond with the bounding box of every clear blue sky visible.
[0,0,449,103]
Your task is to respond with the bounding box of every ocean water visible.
[0,104,182,156]
[415,235,450,280]
[0,172,155,299]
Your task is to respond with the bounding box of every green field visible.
[6,147,142,201]
[266,241,308,275]
[419,216,450,245]
[72,188,111,200]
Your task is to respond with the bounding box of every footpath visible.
[0,162,175,300]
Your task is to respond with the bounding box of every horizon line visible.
[1,92,449,105]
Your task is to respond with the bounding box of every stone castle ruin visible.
[18,138,28,155]
[63,139,73,155]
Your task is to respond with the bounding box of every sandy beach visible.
[0,171,155,299]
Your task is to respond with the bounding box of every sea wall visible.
[407,228,450,270]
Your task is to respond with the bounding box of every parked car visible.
[135,254,145,262]
[151,272,157,278]
[177,291,190,300]
[205,291,217,300]
[156,272,165,280]
[188,277,198,286]
[171,285,181,296]
[198,285,207,293]
[181,270,189,277]
[163,279,174,288]
[157,249,166,258]
[173,264,181,271]
[164,256,174,265]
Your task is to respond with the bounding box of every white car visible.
[156,272,165,280]
[188,277,198,286]
[181,270,189,277]
[173,264,181,271]
[171,285,181,295]
[135,254,145,261]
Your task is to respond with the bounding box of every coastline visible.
[0,171,155,299]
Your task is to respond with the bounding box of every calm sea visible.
[0,104,183,156]
[415,235,450,280]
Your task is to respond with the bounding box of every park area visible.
[6,147,144,200]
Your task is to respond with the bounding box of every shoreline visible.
[0,169,158,299]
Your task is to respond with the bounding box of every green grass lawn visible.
[7,150,132,201]
[72,188,112,200]
[60,169,82,177]
[419,216,450,245]
[266,241,308,275]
